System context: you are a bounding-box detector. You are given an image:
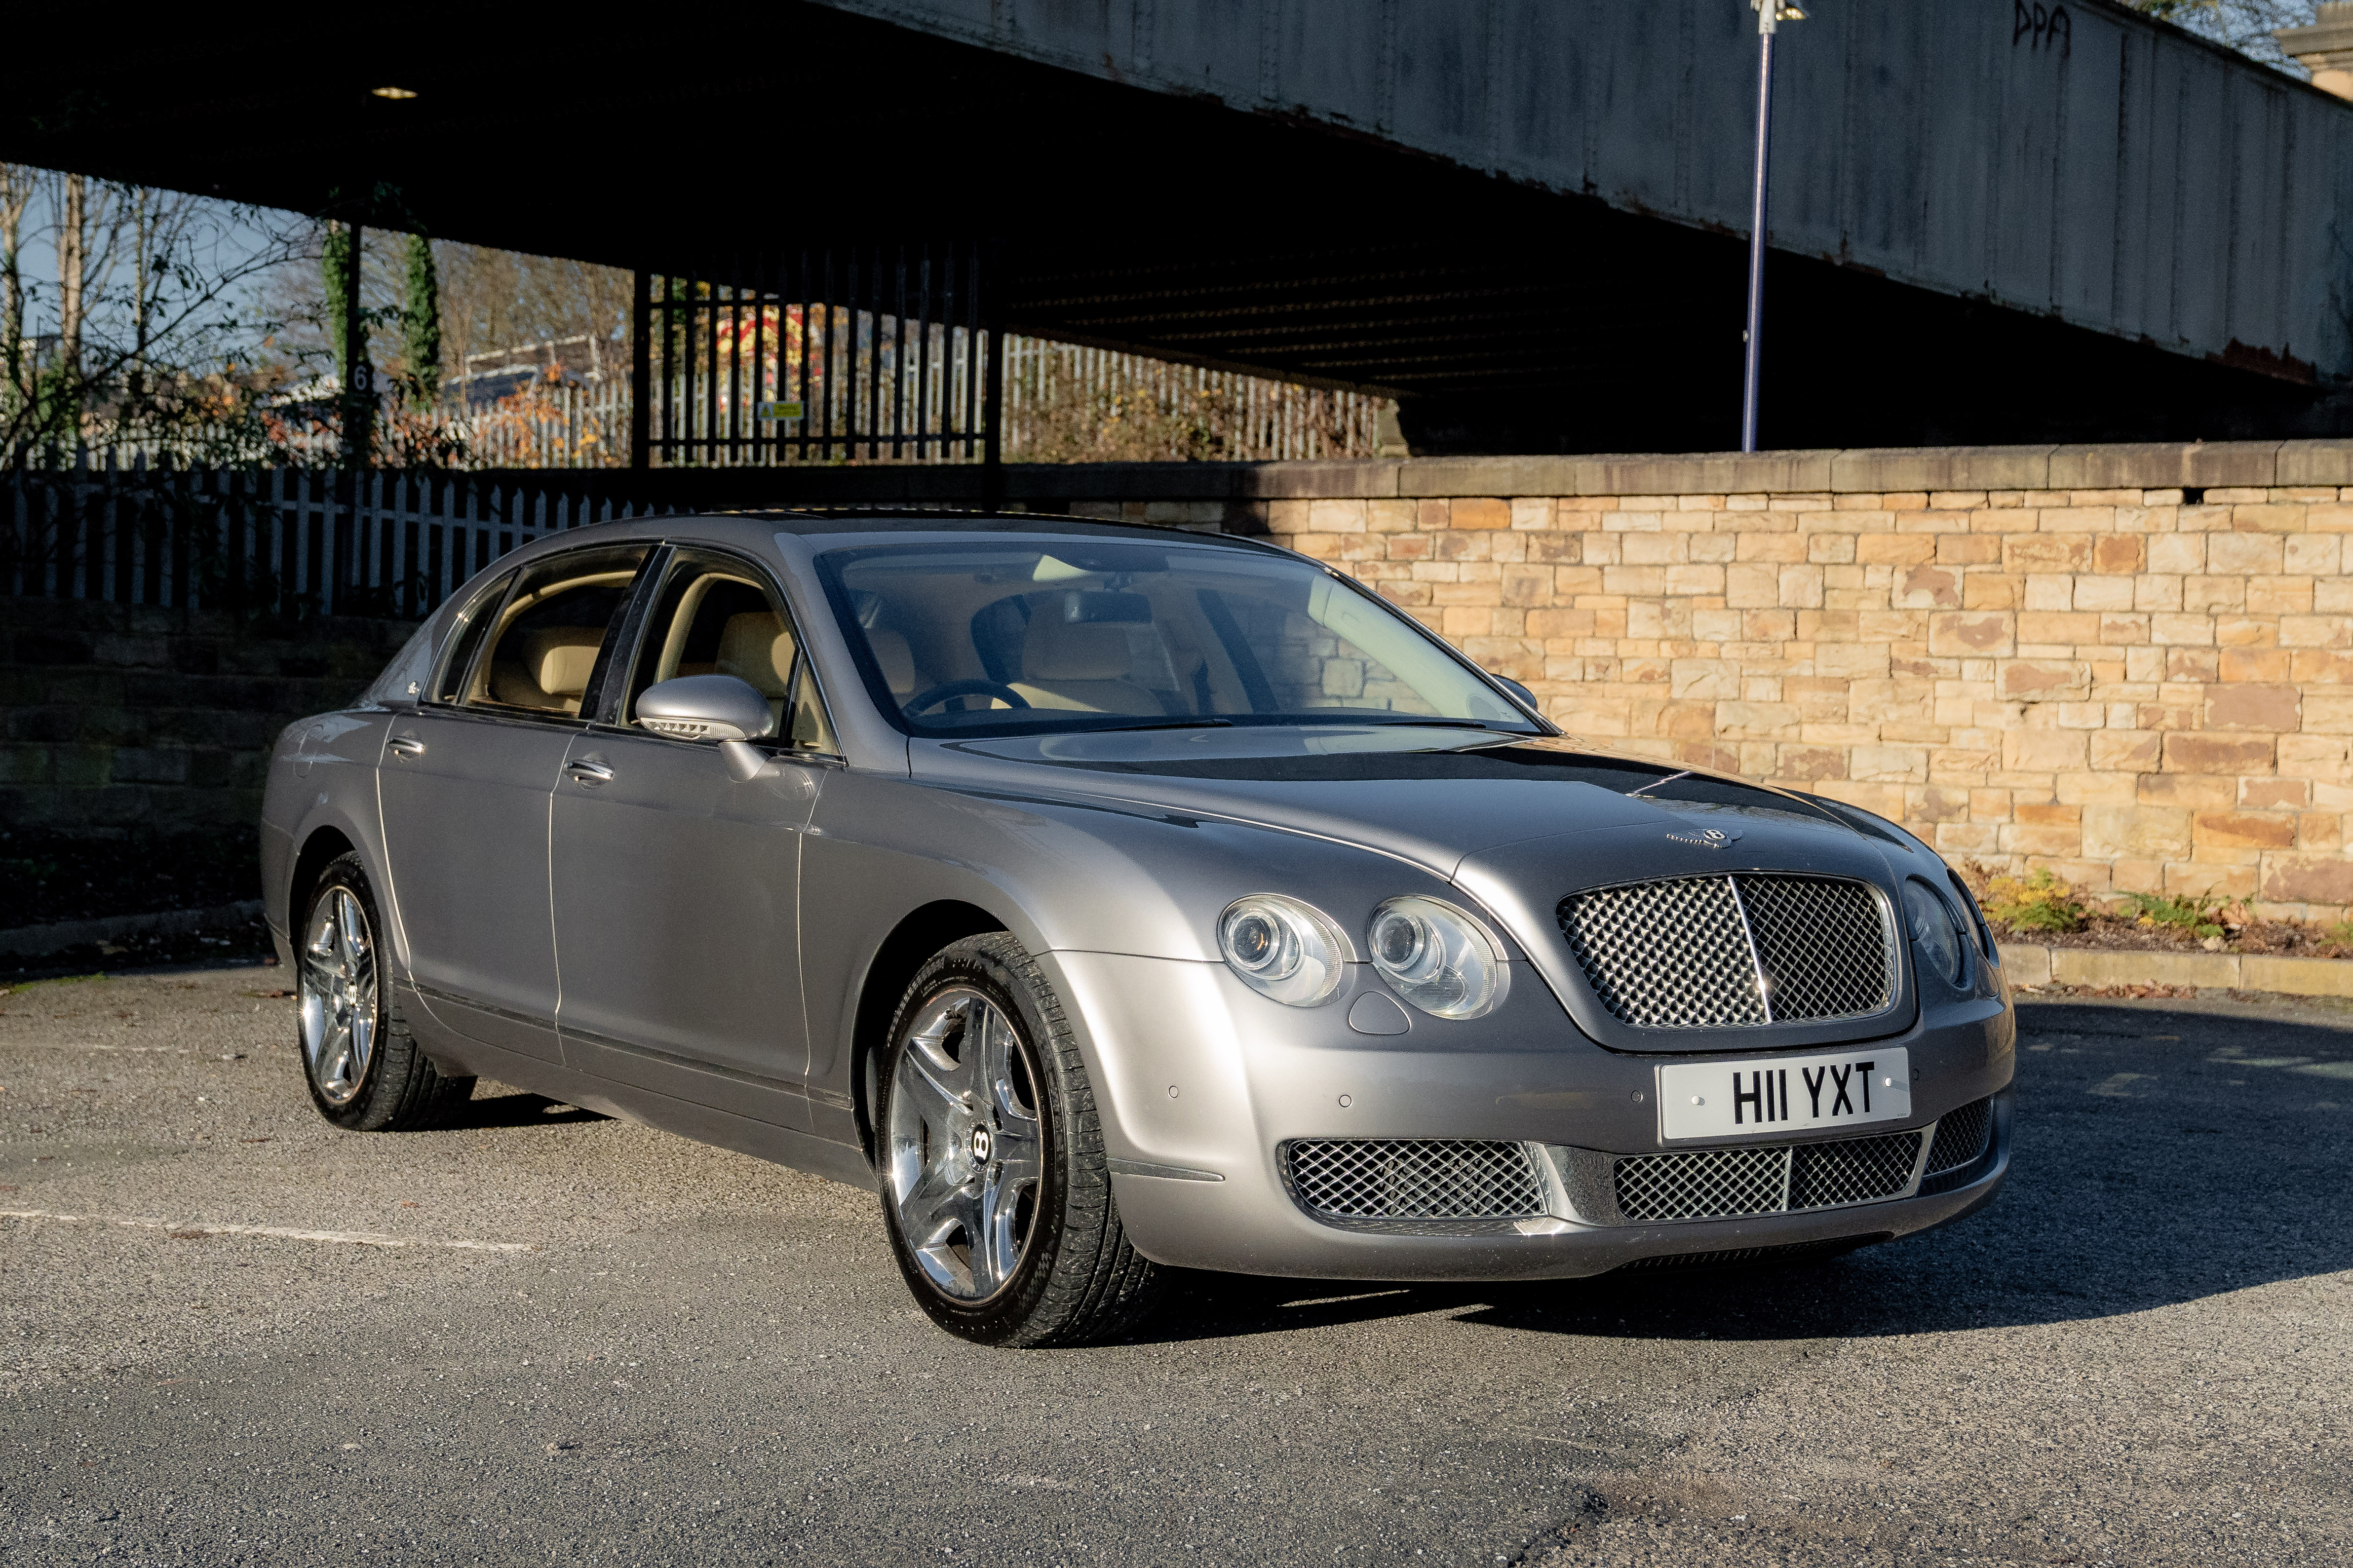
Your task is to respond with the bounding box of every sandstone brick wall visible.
[1249,482,2352,920]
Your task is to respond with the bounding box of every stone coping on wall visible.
[1998,942,2353,998]
[983,440,2353,504]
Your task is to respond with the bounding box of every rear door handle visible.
[387,736,425,757]
[565,760,615,785]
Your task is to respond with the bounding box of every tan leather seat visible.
[1010,617,1158,714]
[489,627,604,714]
[716,611,797,730]
[867,628,922,701]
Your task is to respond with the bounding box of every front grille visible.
[1285,1139,1544,1223]
[1614,1128,1927,1223]
[1925,1097,1994,1175]
[1616,1235,1888,1272]
[1556,873,1895,1030]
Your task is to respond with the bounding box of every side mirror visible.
[638,675,782,783]
[638,674,777,741]
[1491,674,1541,716]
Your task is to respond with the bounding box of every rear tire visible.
[876,933,1165,1346]
[296,852,474,1131]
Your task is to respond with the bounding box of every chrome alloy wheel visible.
[886,987,1045,1302]
[299,886,378,1106]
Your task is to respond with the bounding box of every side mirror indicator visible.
[637,674,777,744]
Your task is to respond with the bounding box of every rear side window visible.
[452,544,652,718]
[431,569,516,703]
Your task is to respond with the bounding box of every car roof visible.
[494,510,1295,577]
[742,510,1285,551]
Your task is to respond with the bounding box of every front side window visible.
[815,538,1538,739]
[625,551,838,752]
[456,544,652,718]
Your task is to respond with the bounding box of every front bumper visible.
[1043,950,2014,1281]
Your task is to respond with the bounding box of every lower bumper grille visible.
[1285,1138,1544,1224]
[1616,1234,1890,1272]
[1925,1096,1994,1175]
[1919,1095,1998,1195]
[1615,1129,1927,1223]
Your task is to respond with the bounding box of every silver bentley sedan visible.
[261,513,2014,1345]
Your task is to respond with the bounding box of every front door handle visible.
[387,736,425,758]
[565,759,615,785]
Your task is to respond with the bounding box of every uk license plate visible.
[1657,1048,1911,1142]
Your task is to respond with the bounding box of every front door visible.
[377,542,653,1062]
[550,548,839,1123]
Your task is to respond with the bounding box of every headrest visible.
[1023,617,1131,681]
[521,627,603,697]
[716,611,794,696]
[867,629,916,696]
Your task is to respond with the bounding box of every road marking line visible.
[0,1208,535,1253]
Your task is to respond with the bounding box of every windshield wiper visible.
[1305,716,1516,731]
[1073,718,1237,734]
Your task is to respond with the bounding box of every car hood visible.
[922,724,1886,879]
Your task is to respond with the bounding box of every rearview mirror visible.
[638,675,777,743]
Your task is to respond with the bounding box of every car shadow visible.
[1136,1000,2353,1345]
[438,1089,611,1131]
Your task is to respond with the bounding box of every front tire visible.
[876,933,1165,1346]
[296,852,474,1131]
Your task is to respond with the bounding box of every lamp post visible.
[1741,0,1807,454]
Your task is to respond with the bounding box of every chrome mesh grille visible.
[1613,1144,1788,1221]
[1556,873,1894,1030]
[1555,877,1764,1028]
[1925,1097,1995,1176]
[1286,1139,1544,1222]
[1788,1131,1925,1210]
[1614,1128,1928,1223]
[1737,876,1895,1023]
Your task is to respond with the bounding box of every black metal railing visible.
[634,241,997,468]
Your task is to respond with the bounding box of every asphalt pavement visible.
[2,963,2348,1566]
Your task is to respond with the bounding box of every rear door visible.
[549,546,839,1123]
[377,541,654,1062]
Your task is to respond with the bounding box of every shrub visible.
[1982,868,2090,934]
[2116,891,2227,942]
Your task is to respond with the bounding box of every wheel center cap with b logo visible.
[970,1126,993,1164]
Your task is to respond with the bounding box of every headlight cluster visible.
[1217,895,1350,1008]
[1902,878,1967,985]
[1218,892,1509,1019]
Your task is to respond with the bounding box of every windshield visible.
[816,538,1542,738]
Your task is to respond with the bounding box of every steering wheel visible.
[905,679,1032,715]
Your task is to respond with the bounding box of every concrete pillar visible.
[2279,4,2353,101]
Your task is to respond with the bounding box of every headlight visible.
[1218,895,1348,1007]
[1946,870,1997,959]
[1903,879,1964,986]
[1366,896,1509,1019]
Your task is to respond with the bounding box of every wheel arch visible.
[849,899,1008,1164]
[288,826,359,942]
